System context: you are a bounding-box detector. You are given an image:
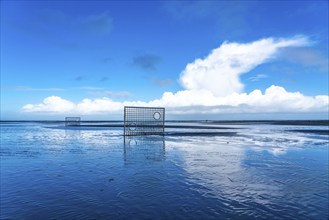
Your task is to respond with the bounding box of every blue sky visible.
[1,1,328,120]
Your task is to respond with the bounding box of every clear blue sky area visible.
[1,1,328,120]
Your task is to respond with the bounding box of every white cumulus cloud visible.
[22,36,328,117]
[22,85,328,115]
[180,35,310,96]
[22,96,75,113]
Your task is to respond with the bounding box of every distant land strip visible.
[1,120,328,126]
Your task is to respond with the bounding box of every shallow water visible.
[1,121,328,219]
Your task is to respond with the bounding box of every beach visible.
[1,121,328,219]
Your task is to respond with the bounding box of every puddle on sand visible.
[1,122,328,219]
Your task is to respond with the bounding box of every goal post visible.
[124,106,165,136]
[65,117,81,126]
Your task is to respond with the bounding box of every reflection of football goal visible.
[65,117,81,126]
[124,106,165,136]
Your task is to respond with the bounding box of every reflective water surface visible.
[1,121,328,219]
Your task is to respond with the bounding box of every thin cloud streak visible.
[105,91,131,99]
[247,74,268,82]
[1,86,65,92]
[81,11,112,35]
[281,47,328,72]
[152,78,173,87]
[74,76,84,81]
[132,54,161,71]
[99,76,109,82]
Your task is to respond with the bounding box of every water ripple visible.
[1,122,328,219]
